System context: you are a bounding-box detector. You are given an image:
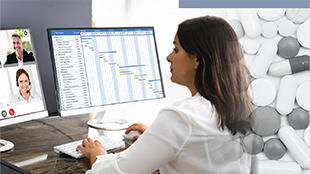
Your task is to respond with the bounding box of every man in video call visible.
[4,33,35,66]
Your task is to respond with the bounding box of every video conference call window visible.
[0,28,45,119]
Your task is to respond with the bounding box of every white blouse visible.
[11,91,41,106]
[87,93,252,174]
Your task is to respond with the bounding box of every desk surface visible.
[0,114,159,174]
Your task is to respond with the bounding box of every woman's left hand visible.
[76,138,107,166]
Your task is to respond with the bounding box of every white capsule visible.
[252,160,301,174]
[238,9,262,38]
[269,55,310,77]
[279,126,310,169]
[276,75,298,115]
[269,60,292,77]
[250,41,277,78]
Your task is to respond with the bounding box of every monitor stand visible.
[87,111,129,130]
[0,139,14,152]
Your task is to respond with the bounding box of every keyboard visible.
[54,135,125,159]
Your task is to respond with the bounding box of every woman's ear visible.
[194,56,199,70]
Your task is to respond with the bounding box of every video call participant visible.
[77,15,255,174]
[4,33,35,66]
[11,68,40,105]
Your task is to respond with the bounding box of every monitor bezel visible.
[47,27,166,117]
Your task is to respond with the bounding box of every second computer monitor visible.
[47,27,165,117]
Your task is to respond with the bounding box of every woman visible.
[11,68,40,105]
[77,15,255,174]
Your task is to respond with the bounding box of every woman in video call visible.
[11,68,40,105]
[77,15,255,174]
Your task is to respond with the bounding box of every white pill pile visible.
[228,8,310,174]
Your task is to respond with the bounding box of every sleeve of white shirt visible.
[87,107,192,174]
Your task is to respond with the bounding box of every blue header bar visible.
[51,28,153,36]
[179,0,310,8]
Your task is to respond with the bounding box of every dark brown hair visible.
[177,15,255,135]
[16,68,29,83]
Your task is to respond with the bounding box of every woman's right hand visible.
[125,122,148,135]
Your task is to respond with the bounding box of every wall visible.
[0,0,92,115]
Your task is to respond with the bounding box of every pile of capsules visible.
[227,9,310,174]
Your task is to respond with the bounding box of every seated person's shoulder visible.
[4,52,16,64]
[24,50,35,61]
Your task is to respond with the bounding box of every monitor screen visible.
[0,28,48,127]
[47,27,165,117]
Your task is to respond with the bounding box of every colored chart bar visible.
[98,51,117,53]
[120,73,134,75]
[134,74,147,77]
[119,65,145,68]
[109,63,117,65]
[119,71,131,73]
[148,79,160,82]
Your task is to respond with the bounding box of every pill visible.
[305,126,310,147]
[256,9,286,21]
[288,108,310,129]
[250,41,277,78]
[276,75,298,115]
[250,78,276,106]
[242,133,264,155]
[252,106,281,136]
[243,38,260,54]
[220,161,250,174]
[279,126,310,169]
[263,138,286,160]
[294,71,310,85]
[278,20,296,37]
[253,160,301,174]
[297,20,310,49]
[228,19,245,39]
[286,9,310,23]
[278,36,300,59]
[269,55,310,77]
[296,80,310,111]
[262,22,277,38]
[238,9,262,38]
[220,140,243,162]
[301,170,310,174]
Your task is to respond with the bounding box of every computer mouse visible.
[122,131,141,140]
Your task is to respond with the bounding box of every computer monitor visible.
[0,28,48,151]
[47,27,165,129]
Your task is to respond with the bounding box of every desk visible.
[0,114,160,174]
